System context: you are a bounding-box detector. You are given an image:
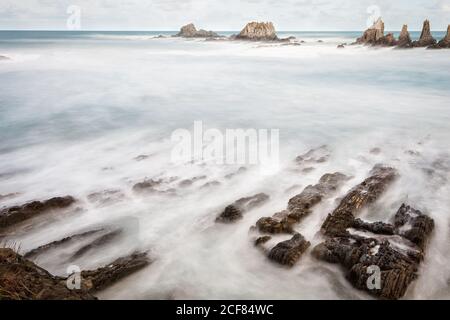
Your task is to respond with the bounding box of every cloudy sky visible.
[0,0,449,31]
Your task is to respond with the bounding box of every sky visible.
[0,0,449,31]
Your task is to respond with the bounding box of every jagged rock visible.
[256,172,348,234]
[236,22,278,41]
[178,175,207,187]
[356,18,385,44]
[413,20,436,47]
[312,237,418,299]
[0,248,96,300]
[267,233,310,266]
[397,24,412,48]
[176,23,219,38]
[394,204,434,250]
[321,165,397,237]
[0,196,76,229]
[79,252,150,292]
[216,193,269,223]
[295,145,330,165]
[429,25,450,49]
[254,235,272,247]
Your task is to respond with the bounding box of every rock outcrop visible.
[312,202,434,300]
[236,22,278,41]
[397,24,412,48]
[267,233,310,266]
[0,196,76,229]
[256,172,349,234]
[0,248,96,300]
[176,23,219,38]
[376,33,397,46]
[413,20,436,47]
[0,55,10,61]
[216,193,269,223]
[321,165,397,237]
[356,18,385,44]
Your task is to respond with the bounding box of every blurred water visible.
[0,31,449,299]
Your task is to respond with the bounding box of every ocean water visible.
[0,31,449,299]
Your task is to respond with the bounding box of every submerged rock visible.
[235,22,278,41]
[0,248,96,300]
[0,196,76,229]
[413,20,436,47]
[321,165,397,237]
[356,18,385,44]
[176,23,219,38]
[397,24,412,48]
[268,233,310,267]
[216,193,269,223]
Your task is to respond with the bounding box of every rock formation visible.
[356,18,385,44]
[312,202,434,300]
[429,24,450,49]
[176,23,219,38]
[0,248,150,299]
[397,24,412,48]
[267,233,310,266]
[413,20,436,47]
[0,196,76,229]
[321,165,397,237]
[216,193,269,223]
[376,33,397,46]
[236,22,278,41]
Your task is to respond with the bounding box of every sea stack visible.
[356,18,385,44]
[236,22,278,41]
[397,24,412,48]
[176,23,219,38]
[413,20,436,47]
[430,24,450,49]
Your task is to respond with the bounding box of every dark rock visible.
[429,25,450,49]
[370,147,381,155]
[321,165,397,237]
[337,44,345,49]
[254,236,271,247]
[0,196,76,229]
[295,145,330,166]
[176,23,219,38]
[79,252,150,292]
[413,20,436,47]
[216,193,269,223]
[235,22,278,41]
[268,233,311,267]
[397,24,412,48]
[133,154,151,161]
[132,179,163,192]
[256,172,348,234]
[0,248,96,300]
[376,33,397,46]
[394,204,434,250]
[178,175,207,187]
[352,218,395,235]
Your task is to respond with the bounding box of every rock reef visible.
[216,193,269,223]
[235,22,278,41]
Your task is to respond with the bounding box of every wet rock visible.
[352,218,395,235]
[394,204,434,250]
[70,229,122,260]
[87,189,125,205]
[79,252,150,292]
[254,235,272,247]
[0,196,76,229]
[200,180,221,189]
[176,23,219,38]
[268,233,310,267]
[356,18,385,44]
[317,40,323,43]
[216,193,269,223]
[312,237,419,300]
[429,25,450,49]
[235,22,278,41]
[24,228,105,260]
[376,33,397,46]
[321,165,397,237]
[132,179,163,192]
[337,44,345,49]
[295,145,330,166]
[302,167,315,173]
[397,25,412,48]
[413,20,436,47]
[370,147,381,155]
[256,172,348,234]
[0,248,96,300]
[133,154,151,161]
